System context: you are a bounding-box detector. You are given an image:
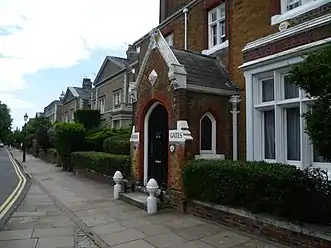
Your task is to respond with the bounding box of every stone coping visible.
[190,200,331,242]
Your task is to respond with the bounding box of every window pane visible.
[286,108,301,160]
[313,147,331,163]
[287,0,302,10]
[211,10,217,22]
[201,116,212,150]
[284,75,299,99]
[264,110,275,159]
[262,78,274,102]
[211,24,217,46]
[218,4,225,18]
[219,21,226,43]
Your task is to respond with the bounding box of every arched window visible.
[200,112,216,154]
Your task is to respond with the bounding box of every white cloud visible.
[0,0,159,127]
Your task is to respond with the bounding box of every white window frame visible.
[136,46,140,53]
[164,33,174,47]
[99,98,105,113]
[272,0,327,25]
[248,65,331,171]
[208,3,226,50]
[113,90,122,107]
[199,112,217,155]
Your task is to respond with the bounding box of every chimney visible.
[126,44,138,65]
[59,91,65,100]
[82,78,92,90]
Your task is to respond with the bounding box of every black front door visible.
[148,104,168,189]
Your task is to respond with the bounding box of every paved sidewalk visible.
[0,149,288,248]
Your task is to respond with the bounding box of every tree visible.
[288,44,331,160]
[26,116,51,134]
[74,109,101,131]
[0,102,12,142]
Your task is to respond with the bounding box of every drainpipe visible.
[183,7,189,50]
[229,95,241,161]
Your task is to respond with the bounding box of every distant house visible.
[60,78,92,122]
[43,93,64,124]
[91,53,136,129]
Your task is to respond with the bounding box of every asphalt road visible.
[0,148,19,209]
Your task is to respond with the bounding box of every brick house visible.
[60,78,92,122]
[91,55,135,129]
[128,0,244,206]
[241,0,331,172]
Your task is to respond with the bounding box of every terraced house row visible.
[42,0,331,191]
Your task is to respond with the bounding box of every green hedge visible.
[103,136,130,155]
[71,151,130,177]
[183,160,331,225]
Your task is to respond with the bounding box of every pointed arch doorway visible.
[143,102,169,188]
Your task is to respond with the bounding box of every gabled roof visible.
[171,48,235,90]
[73,87,90,99]
[63,86,90,104]
[93,56,129,85]
[133,28,237,100]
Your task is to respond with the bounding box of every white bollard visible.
[146,178,159,214]
[113,171,123,200]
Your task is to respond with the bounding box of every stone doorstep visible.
[119,192,170,211]
[187,200,331,248]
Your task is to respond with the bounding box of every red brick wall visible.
[244,25,331,62]
[160,0,195,22]
[186,91,232,158]
[161,2,209,52]
[228,0,277,159]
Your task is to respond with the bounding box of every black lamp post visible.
[23,113,28,162]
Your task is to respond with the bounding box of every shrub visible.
[183,159,331,225]
[103,136,130,155]
[85,128,118,152]
[54,122,86,171]
[74,109,101,130]
[47,148,57,156]
[25,133,36,148]
[71,151,130,177]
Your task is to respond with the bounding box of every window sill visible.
[195,154,225,160]
[271,0,328,25]
[202,40,229,56]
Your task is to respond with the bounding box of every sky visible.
[0,0,160,129]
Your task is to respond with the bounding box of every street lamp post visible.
[23,113,28,162]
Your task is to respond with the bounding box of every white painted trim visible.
[271,0,330,25]
[187,84,237,95]
[239,37,331,70]
[244,56,331,170]
[207,3,226,50]
[195,154,225,160]
[132,28,187,103]
[244,13,331,52]
[69,87,79,97]
[200,112,217,155]
[202,40,229,56]
[143,101,160,186]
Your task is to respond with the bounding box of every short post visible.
[146,179,159,214]
[113,171,123,200]
[229,95,241,161]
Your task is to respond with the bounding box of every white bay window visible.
[248,67,330,169]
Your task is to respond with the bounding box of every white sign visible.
[169,130,186,142]
[130,132,139,142]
